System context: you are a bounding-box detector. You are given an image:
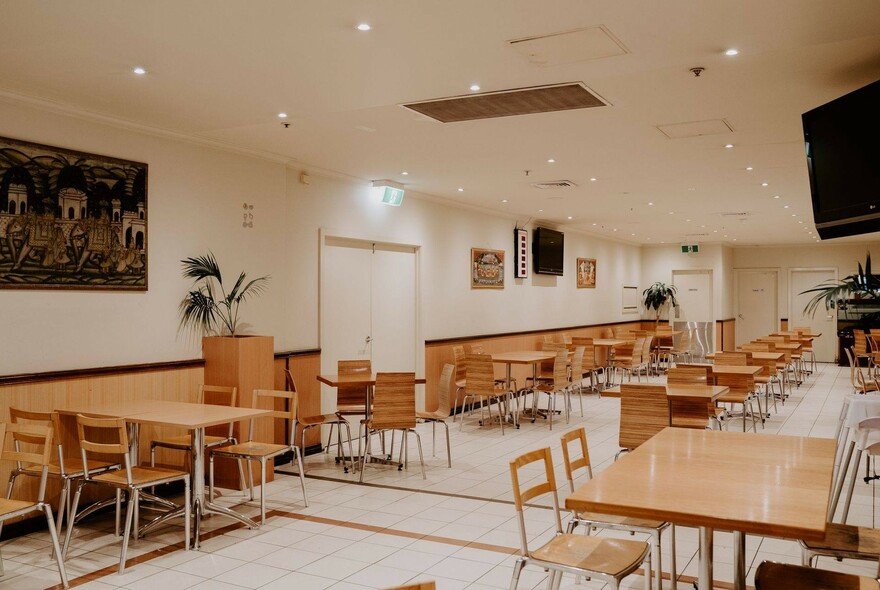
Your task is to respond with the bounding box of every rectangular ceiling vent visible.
[684,233,711,237]
[656,119,735,139]
[401,83,607,123]
[719,211,753,217]
[532,180,578,189]
[507,25,629,66]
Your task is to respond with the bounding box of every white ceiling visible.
[2,0,879,246]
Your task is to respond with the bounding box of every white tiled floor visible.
[3,362,879,589]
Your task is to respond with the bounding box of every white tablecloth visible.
[844,395,880,449]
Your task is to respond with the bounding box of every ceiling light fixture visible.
[761,182,769,187]
[277,112,288,119]
[745,166,753,171]
[567,216,573,220]
[501,199,508,203]
[132,67,147,75]
[457,187,464,192]
[686,218,692,222]
[783,205,790,209]
[592,223,597,226]
[725,48,739,56]
[589,177,597,182]
[725,144,734,149]
[648,202,654,206]
[356,23,371,31]
[469,84,481,92]
[773,195,780,199]
[612,228,618,232]
[538,209,544,212]
[401,171,409,175]
[547,158,555,163]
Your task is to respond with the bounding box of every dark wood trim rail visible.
[426,319,646,346]
[274,348,320,358]
[716,318,736,323]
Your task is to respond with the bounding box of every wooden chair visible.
[461,353,510,434]
[359,372,425,482]
[716,352,769,422]
[7,408,120,539]
[568,346,586,417]
[384,583,436,590]
[337,359,371,415]
[63,414,191,575]
[799,522,880,576]
[613,337,645,383]
[531,349,571,430]
[525,342,566,388]
[600,327,614,338]
[508,447,651,590]
[572,336,604,393]
[149,384,246,492]
[285,369,354,473]
[641,335,655,377]
[754,561,880,590]
[846,348,880,394]
[561,427,676,590]
[715,373,758,432]
[854,329,871,367]
[0,423,69,588]
[667,367,723,429]
[451,345,467,423]
[416,363,453,467]
[467,343,515,390]
[618,383,669,454]
[209,388,308,524]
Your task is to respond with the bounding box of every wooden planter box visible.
[203,335,275,490]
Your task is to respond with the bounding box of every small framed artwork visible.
[577,258,596,288]
[471,248,505,289]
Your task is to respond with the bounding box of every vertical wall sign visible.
[514,228,528,278]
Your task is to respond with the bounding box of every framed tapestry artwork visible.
[471,248,505,289]
[0,136,147,290]
[577,257,596,288]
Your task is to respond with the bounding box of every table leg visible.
[733,531,746,590]
[699,526,713,590]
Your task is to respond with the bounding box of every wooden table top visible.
[707,352,783,361]
[774,332,821,338]
[317,373,427,387]
[602,384,729,401]
[593,339,627,347]
[565,428,835,540]
[711,364,763,376]
[492,351,557,364]
[56,400,270,429]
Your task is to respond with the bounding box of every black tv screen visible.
[803,80,880,239]
[533,227,564,275]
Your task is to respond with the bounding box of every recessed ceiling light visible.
[590,177,597,182]
[631,233,636,236]
[725,144,734,149]
[538,209,543,212]
[469,84,481,92]
[783,205,790,209]
[648,202,654,206]
[668,211,674,215]
[592,223,597,226]
[745,166,753,171]
[501,199,508,203]
[567,216,573,220]
[612,228,618,232]
[792,214,797,217]
[686,218,692,222]
[733,238,737,241]
[277,112,288,119]
[661,241,666,244]
[773,195,780,199]
[761,182,769,187]
[724,234,728,237]
[356,23,371,31]
[132,66,147,75]
[798,220,803,224]
[725,49,739,56]
[547,158,556,163]
[713,230,718,233]
[457,187,464,192]
[700,225,706,228]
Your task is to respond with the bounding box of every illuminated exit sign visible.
[681,244,700,253]
[380,187,404,206]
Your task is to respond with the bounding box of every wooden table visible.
[56,400,271,549]
[566,428,835,590]
[711,364,762,377]
[317,373,427,420]
[604,384,729,428]
[491,350,556,391]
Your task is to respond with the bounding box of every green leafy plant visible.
[801,252,880,317]
[642,282,678,324]
[178,252,269,337]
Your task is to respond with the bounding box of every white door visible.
[789,269,837,362]
[736,270,778,347]
[321,236,419,413]
[673,270,714,351]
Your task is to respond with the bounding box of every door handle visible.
[737,314,744,320]
[365,336,373,344]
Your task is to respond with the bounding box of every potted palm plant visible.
[179,252,274,489]
[643,282,678,325]
[801,252,880,317]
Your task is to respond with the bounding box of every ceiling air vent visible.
[401,83,607,123]
[532,180,578,189]
[719,212,753,218]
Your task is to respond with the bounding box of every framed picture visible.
[471,248,505,289]
[0,135,147,290]
[577,258,596,288]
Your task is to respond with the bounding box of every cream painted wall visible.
[640,243,733,322]
[733,243,880,320]
[0,99,292,374]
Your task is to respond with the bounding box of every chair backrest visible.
[715,372,755,395]
[465,353,496,397]
[619,384,668,449]
[338,359,372,409]
[715,351,749,366]
[371,372,416,430]
[754,561,879,590]
[570,346,585,385]
[674,329,691,353]
[200,384,238,438]
[452,345,466,384]
[76,414,130,481]
[600,327,614,338]
[8,407,70,475]
[855,329,869,355]
[435,364,454,416]
[675,363,713,380]
[631,337,645,364]
[741,342,771,352]
[560,427,593,493]
[509,447,564,555]
[468,343,485,354]
[571,337,597,370]
[543,334,556,343]
[551,349,569,389]
[250,389,297,445]
[641,335,654,358]
[667,366,708,384]
[540,342,566,373]
[1,422,54,502]
[846,347,874,392]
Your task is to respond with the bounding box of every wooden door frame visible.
[733,268,779,345]
[672,268,714,351]
[318,228,424,406]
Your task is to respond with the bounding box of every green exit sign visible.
[681,244,700,253]
[380,187,404,206]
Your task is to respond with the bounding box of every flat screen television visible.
[803,80,880,239]
[533,227,564,275]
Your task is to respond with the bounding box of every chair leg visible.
[442,420,452,468]
[43,505,69,588]
[62,481,85,559]
[670,523,678,590]
[246,460,255,501]
[294,447,308,506]
[343,421,355,474]
[509,557,525,590]
[237,457,248,498]
[183,476,191,551]
[652,528,662,590]
[412,430,426,480]
[119,489,137,575]
[259,459,267,525]
[359,430,372,483]
[114,488,122,537]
